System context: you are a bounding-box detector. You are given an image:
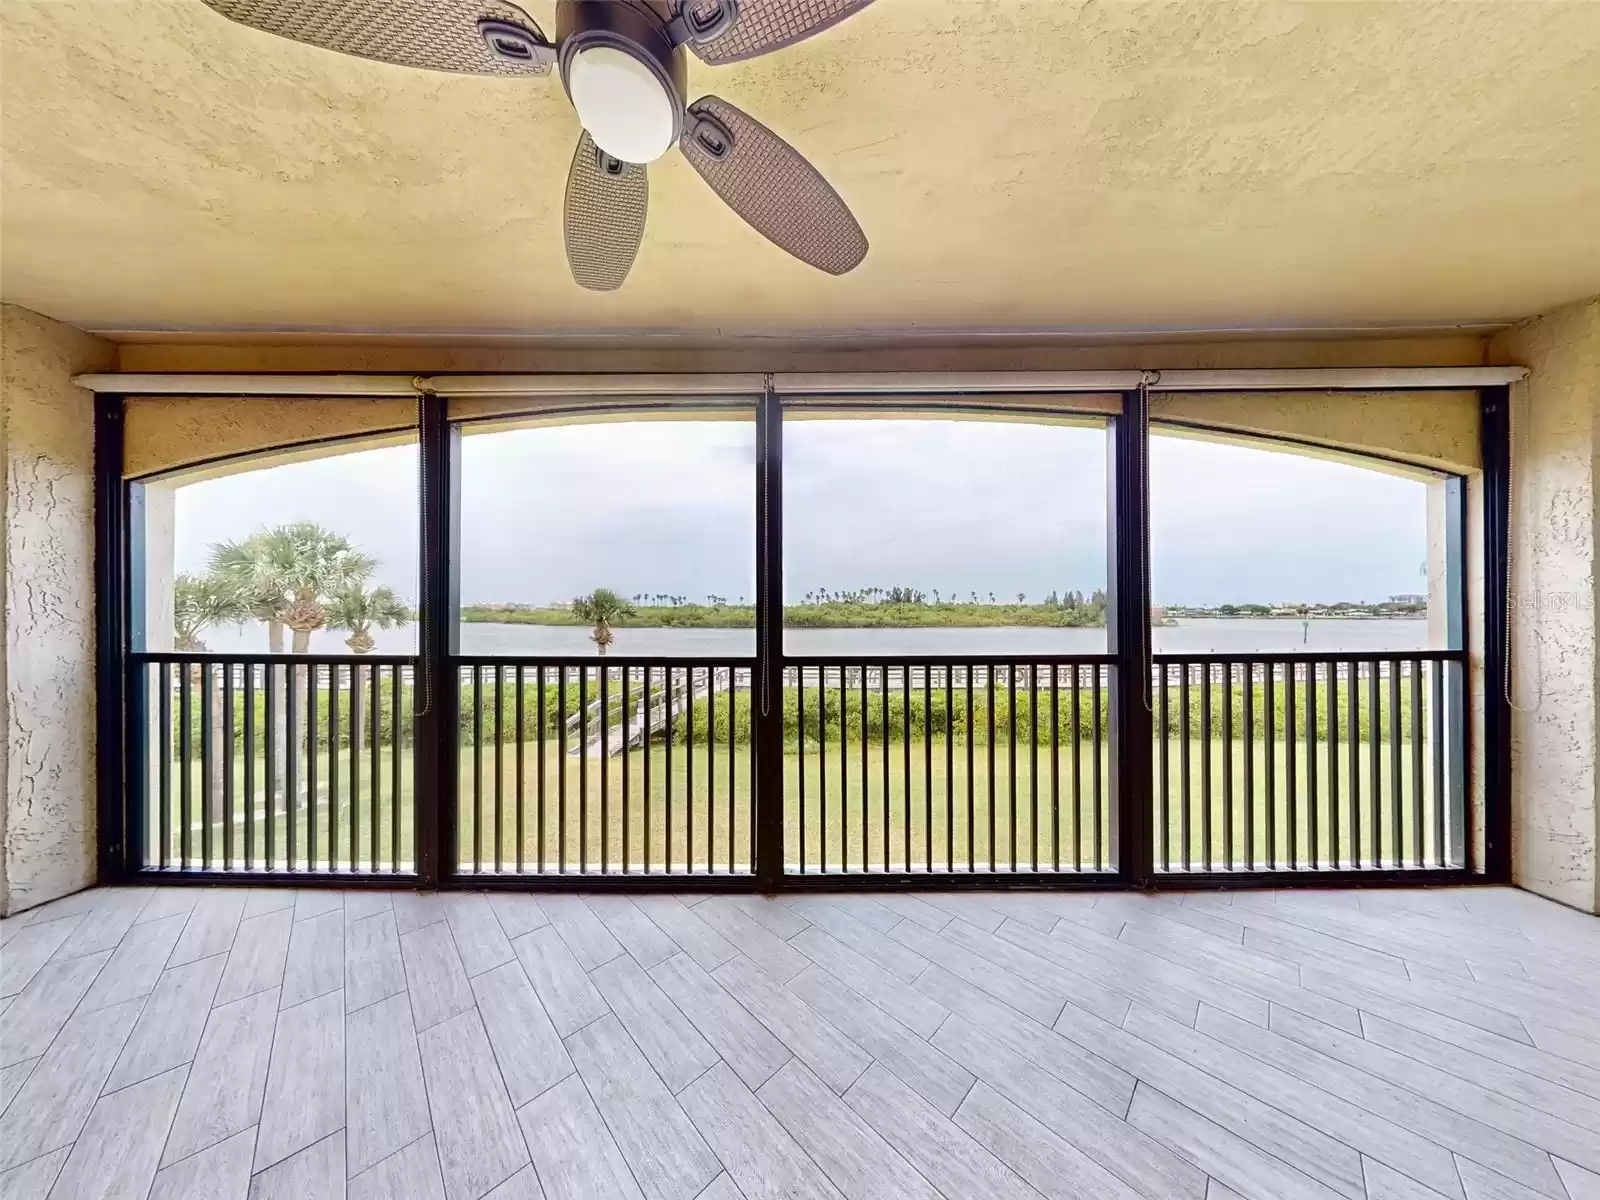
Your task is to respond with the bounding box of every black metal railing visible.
[454,658,755,876]
[783,658,1117,875]
[129,653,416,874]
[1151,652,1466,874]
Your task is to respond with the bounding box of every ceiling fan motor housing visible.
[557,0,687,165]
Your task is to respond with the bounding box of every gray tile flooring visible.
[1,885,1598,1200]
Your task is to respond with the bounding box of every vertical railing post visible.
[1110,386,1154,885]
[755,378,785,888]
[96,392,129,882]
[415,392,458,886]
[1480,387,1511,881]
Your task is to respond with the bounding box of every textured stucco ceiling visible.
[3,0,1599,335]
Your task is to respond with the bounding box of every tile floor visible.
[1,884,1597,1200]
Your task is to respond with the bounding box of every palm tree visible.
[173,573,245,824]
[174,572,245,652]
[328,584,410,655]
[211,523,377,802]
[571,588,635,656]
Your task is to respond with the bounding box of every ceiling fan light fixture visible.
[566,45,678,163]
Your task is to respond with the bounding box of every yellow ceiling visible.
[3,0,1599,336]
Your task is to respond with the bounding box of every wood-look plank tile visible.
[419,1009,529,1200]
[680,1062,845,1200]
[512,927,609,1037]
[632,897,739,973]
[483,1164,547,1200]
[1123,1004,1463,1199]
[247,1130,344,1200]
[1555,1157,1600,1200]
[0,917,84,998]
[392,892,449,935]
[401,920,476,1032]
[345,909,407,1013]
[933,1018,1206,1200]
[693,900,810,983]
[486,894,547,941]
[442,893,515,978]
[1456,1156,1561,1200]
[955,1082,1143,1200]
[566,1013,722,1200]
[169,890,249,967]
[788,895,903,935]
[789,966,974,1117]
[342,890,395,924]
[0,949,110,1067]
[1361,1009,1600,1132]
[868,894,951,933]
[785,900,928,983]
[292,890,344,923]
[591,955,719,1092]
[0,1147,69,1200]
[887,917,1065,1025]
[279,909,344,1009]
[162,988,279,1167]
[1196,1004,1567,1200]
[726,896,811,939]
[137,889,202,925]
[1365,1158,1459,1200]
[1055,1001,1364,1199]
[518,1074,644,1200]
[78,912,188,1013]
[1272,1005,1600,1177]
[0,996,142,1170]
[936,917,1131,1026]
[587,896,681,969]
[915,966,1134,1116]
[50,890,152,960]
[216,910,294,1007]
[693,1175,746,1200]
[756,1059,944,1200]
[349,1133,445,1200]
[46,1063,186,1200]
[651,954,790,1090]
[790,928,947,1037]
[842,1063,1035,1200]
[713,957,871,1096]
[105,952,227,1092]
[147,1126,256,1200]
[540,896,625,971]
[1126,1083,1347,1200]
[1301,963,1535,1045]
[243,890,296,919]
[346,992,432,1177]
[254,989,345,1172]
[472,960,573,1108]
[1,1058,39,1116]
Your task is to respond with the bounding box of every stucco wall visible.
[0,305,114,915]
[1489,297,1600,913]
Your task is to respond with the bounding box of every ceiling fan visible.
[199,0,874,289]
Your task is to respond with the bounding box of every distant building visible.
[1388,593,1426,605]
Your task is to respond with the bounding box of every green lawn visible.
[147,732,1452,874]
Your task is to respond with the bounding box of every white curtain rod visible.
[74,366,1527,397]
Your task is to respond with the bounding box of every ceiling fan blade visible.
[199,0,554,76]
[565,132,649,291]
[679,96,866,276]
[680,0,874,64]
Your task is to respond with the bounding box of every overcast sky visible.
[172,417,1429,609]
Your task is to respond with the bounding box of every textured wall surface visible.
[0,305,114,915]
[1490,298,1600,913]
[4,1,1599,334]
[125,395,415,479]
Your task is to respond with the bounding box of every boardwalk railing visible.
[129,653,416,874]
[455,658,754,877]
[1151,652,1467,874]
[783,657,1117,876]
